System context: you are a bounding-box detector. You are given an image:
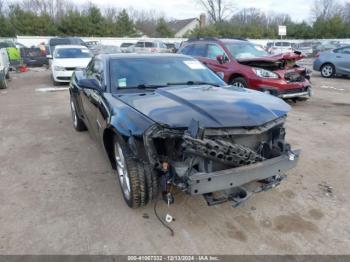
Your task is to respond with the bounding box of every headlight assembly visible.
[54,66,65,71]
[253,68,279,79]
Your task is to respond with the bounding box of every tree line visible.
[0,0,173,37]
[0,0,350,39]
[193,0,350,38]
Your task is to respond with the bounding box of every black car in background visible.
[20,47,48,67]
[69,53,299,209]
[48,37,86,57]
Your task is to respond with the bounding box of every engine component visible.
[182,134,264,167]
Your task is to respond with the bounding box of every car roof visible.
[186,38,249,45]
[54,45,88,49]
[136,39,164,43]
[97,53,192,60]
[220,39,249,44]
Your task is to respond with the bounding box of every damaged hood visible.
[238,52,304,64]
[115,86,291,128]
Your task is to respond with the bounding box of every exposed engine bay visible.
[144,117,298,206]
[237,51,311,81]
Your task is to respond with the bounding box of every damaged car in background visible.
[69,54,300,209]
[178,38,312,101]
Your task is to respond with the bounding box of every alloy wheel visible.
[321,65,333,77]
[70,100,78,128]
[114,142,131,200]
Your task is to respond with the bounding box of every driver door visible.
[334,47,350,75]
[81,59,105,140]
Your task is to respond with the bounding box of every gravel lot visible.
[0,63,350,255]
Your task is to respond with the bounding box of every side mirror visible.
[46,54,52,59]
[216,55,224,64]
[78,78,101,91]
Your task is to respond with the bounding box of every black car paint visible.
[69,54,291,168]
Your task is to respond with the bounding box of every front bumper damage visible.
[279,90,311,99]
[143,119,300,207]
[188,149,300,195]
[259,85,312,99]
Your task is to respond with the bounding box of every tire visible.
[0,75,7,89]
[70,97,87,131]
[321,63,335,78]
[113,136,146,208]
[143,164,159,202]
[5,71,10,79]
[230,77,248,88]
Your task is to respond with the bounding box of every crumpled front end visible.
[143,117,300,206]
[238,52,312,100]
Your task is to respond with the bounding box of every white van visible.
[0,48,10,89]
[269,41,293,55]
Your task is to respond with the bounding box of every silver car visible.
[0,47,10,89]
[313,46,350,78]
[294,42,313,57]
[133,40,168,53]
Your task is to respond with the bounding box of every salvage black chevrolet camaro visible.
[69,53,300,208]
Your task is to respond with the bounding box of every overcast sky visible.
[75,0,346,22]
[72,0,306,21]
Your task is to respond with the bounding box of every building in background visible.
[168,18,199,38]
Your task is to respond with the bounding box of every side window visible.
[191,44,207,57]
[86,60,95,77]
[207,44,225,60]
[340,47,350,54]
[87,60,104,83]
[179,44,194,55]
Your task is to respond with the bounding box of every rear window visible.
[275,42,291,47]
[21,48,42,57]
[49,38,85,47]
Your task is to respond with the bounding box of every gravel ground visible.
[0,65,349,255]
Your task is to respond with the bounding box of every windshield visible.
[54,48,92,59]
[225,43,268,59]
[110,57,225,91]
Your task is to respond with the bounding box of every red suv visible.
[178,38,312,101]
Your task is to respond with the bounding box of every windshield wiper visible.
[167,81,220,87]
[125,84,167,89]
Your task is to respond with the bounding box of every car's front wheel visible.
[113,137,148,208]
[230,77,248,88]
[321,63,335,78]
[70,97,86,131]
